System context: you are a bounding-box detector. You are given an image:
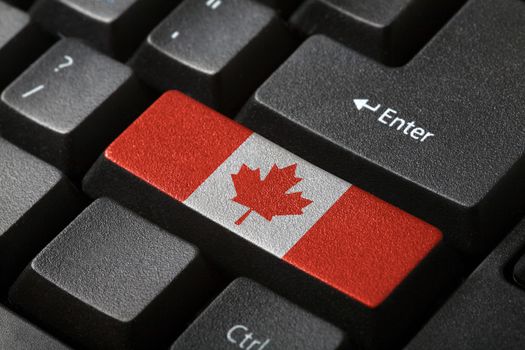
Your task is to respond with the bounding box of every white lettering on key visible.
[54,55,74,72]
[353,98,381,112]
[227,324,271,349]
[21,84,45,98]
[378,108,397,124]
[354,98,435,142]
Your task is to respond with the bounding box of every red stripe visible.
[105,91,252,201]
[283,186,442,308]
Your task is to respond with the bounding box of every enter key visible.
[237,0,525,256]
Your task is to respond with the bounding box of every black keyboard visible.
[1,0,525,349]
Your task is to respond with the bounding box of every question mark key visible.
[0,38,148,178]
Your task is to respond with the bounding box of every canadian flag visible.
[105,91,442,308]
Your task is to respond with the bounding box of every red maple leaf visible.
[231,163,313,225]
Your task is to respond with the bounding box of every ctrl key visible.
[9,199,215,350]
[171,278,347,350]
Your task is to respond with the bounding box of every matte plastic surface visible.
[131,0,295,113]
[291,0,465,65]
[406,219,525,350]
[10,199,214,349]
[30,0,176,58]
[0,137,81,292]
[171,278,347,350]
[0,39,147,178]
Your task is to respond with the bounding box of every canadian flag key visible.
[84,91,458,348]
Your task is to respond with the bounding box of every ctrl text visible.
[227,324,271,349]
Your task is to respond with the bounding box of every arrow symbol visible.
[353,99,381,112]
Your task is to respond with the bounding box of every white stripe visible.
[184,134,350,258]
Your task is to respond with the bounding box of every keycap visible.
[238,0,525,256]
[131,0,294,114]
[0,38,147,178]
[0,1,51,89]
[9,198,215,350]
[291,0,464,65]
[30,0,175,59]
[0,305,70,349]
[0,138,81,291]
[171,278,347,350]
[83,91,459,349]
[405,218,525,350]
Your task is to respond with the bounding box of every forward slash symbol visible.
[171,31,180,39]
[353,99,381,112]
[206,0,222,9]
[22,84,45,98]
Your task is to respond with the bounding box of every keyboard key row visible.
[83,91,460,349]
[29,0,303,62]
[25,0,467,67]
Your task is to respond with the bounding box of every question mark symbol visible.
[54,55,74,72]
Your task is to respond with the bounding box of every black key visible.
[0,38,147,178]
[9,199,215,350]
[0,1,51,89]
[0,305,70,349]
[0,138,81,291]
[171,278,347,350]
[131,0,295,114]
[238,0,525,256]
[405,218,525,350]
[291,0,465,65]
[30,0,176,59]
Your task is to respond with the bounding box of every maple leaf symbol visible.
[231,163,313,225]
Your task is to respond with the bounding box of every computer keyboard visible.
[0,0,524,349]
